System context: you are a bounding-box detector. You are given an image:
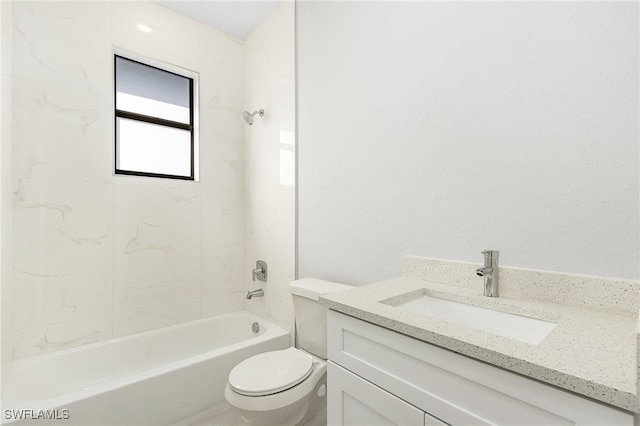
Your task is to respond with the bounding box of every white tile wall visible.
[113,263,201,311]
[12,128,112,184]
[243,2,296,335]
[12,2,111,50]
[113,299,200,338]
[1,1,14,379]
[14,180,112,229]
[111,2,200,72]
[14,228,111,276]
[9,1,245,359]
[14,271,112,329]
[14,313,113,360]
[201,292,244,318]
[12,78,111,139]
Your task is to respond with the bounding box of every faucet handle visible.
[481,250,499,257]
[252,260,268,282]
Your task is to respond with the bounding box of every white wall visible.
[9,1,245,359]
[297,1,639,285]
[243,1,296,335]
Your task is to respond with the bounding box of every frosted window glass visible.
[116,118,191,177]
[115,56,191,124]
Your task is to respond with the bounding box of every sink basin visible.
[393,295,556,345]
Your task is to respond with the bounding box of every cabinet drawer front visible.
[328,311,633,426]
[328,361,429,426]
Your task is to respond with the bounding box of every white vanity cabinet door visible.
[328,361,430,426]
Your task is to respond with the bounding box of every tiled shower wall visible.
[1,0,14,386]
[9,1,245,360]
[243,2,296,334]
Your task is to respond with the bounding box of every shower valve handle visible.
[252,260,268,282]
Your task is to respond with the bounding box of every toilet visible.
[224,278,353,425]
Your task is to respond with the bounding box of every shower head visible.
[242,109,264,125]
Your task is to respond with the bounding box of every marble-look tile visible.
[244,227,295,333]
[13,78,111,139]
[246,281,295,334]
[201,190,243,229]
[112,2,199,72]
[12,26,110,94]
[201,257,244,295]
[1,205,13,278]
[113,299,200,338]
[14,227,111,276]
[2,271,14,365]
[13,178,111,229]
[6,0,254,361]
[113,185,200,227]
[114,262,200,311]
[13,128,112,185]
[198,109,244,163]
[242,1,296,334]
[14,271,112,329]
[13,313,112,359]
[112,174,199,190]
[198,157,244,193]
[199,23,243,82]
[1,0,13,369]
[113,226,200,269]
[201,223,244,261]
[201,292,244,318]
[199,53,243,114]
[12,2,111,51]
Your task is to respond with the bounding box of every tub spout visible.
[246,289,264,300]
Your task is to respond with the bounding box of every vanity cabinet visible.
[327,310,634,426]
[328,361,447,426]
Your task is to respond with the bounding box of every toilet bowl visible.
[225,279,353,425]
[224,347,327,426]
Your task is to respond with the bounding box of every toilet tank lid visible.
[290,278,353,301]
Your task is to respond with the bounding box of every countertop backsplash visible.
[403,255,640,315]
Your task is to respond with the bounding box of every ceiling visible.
[156,1,281,40]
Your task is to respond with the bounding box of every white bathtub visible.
[2,311,290,425]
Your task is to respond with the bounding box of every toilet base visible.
[234,397,309,426]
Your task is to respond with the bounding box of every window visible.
[114,55,195,180]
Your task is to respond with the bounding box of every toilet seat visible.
[229,348,314,396]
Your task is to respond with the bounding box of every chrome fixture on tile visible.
[476,250,499,297]
[252,260,268,282]
[246,289,264,300]
[242,109,264,125]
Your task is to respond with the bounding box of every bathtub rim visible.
[3,310,290,412]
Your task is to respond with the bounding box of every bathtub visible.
[2,311,290,425]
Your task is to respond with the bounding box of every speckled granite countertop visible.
[319,264,639,413]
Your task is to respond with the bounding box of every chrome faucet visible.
[476,250,499,297]
[246,289,264,300]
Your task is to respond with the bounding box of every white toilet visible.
[224,278,353,425]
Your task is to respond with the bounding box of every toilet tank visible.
[290,278,353,359]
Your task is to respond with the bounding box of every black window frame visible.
[114,54,195,181]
